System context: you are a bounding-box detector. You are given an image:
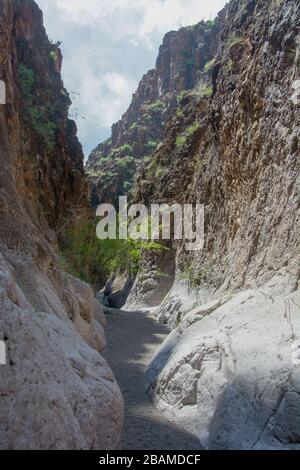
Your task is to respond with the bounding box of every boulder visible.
[147,274,300,449]
[0,254,124,450]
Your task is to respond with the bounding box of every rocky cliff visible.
[86,18,220,206]
[0,0,123,449]
[139,0,300,449]
[130,0,300,300]
[115,0,300,449]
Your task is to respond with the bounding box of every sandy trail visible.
[102,307,201,450]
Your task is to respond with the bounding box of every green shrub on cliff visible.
[177,90,189,104]
[19,64,57,151]
[204,58,216,73]
[144,100,166,114]
[145,140,158,153]
[176,121,200,149]
[194,83,213,99]
[119,143,132,154]
[61,218,165,285]
[129,122,138,131]
[19,64,35,96]
[29,107,56,150]
[178,260,210,290]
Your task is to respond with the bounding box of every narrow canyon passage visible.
[103,308,201,450]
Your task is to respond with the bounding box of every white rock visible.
[0,254,123,450]
[147,278,300,449]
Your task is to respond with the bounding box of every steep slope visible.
[86,18,221,206]
[132,0,300,295]
[0,0,123,449]
[125,0,300,449]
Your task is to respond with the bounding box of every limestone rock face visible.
[124,249,176,310]
[0,0,123,449]
[0,254,123,450]
[133,0,300,293]
[125,0,300,450]
[147,274,300,449]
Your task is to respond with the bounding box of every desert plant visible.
[175,121,200,149]
[19,64,57,150]
[61,217,166,284]
[178,260,210,290]
[19,64,35,97]
[205,19,215,28]
[129,122,138,131]
[204,57,216,73]
[193,82,213,99]
[145,100,165,113]
[145,140,157,153]
[176,134,187,149]
[177,90,189,104]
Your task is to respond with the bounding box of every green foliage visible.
[226,35,242,49]
[176,312,182,327]
[148,159,165,178]
[270,0,284,8]
[193,82,213,99]
[19,64,35,97]
[119,143,132,154]
[175,135,187,149]
[110,144,132,158]
[98,155,109,164]
[175,109,184,119]
[177,90,189,104]
[123,181,131,192]
[19,64,57,151]
[116,156,134,168]
[29,107,56,150]
[175,121,200,149]
[50,50,58,61]
[205,19,215,28]
[178,260,210,290]
[204,57,216,73]
[61,218,166,283]
[155,167,165,178]
[186,121,201,136]
[129,122,138,131]
[144,140,157,153]
[145,100,166,114]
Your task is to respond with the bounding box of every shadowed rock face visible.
[0,0,123,449]
[0,0,87,255]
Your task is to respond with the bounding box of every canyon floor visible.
[103,308,201,450]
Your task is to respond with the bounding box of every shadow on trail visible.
[102,308,202,450]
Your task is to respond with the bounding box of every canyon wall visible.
[91,0,300,449]
[0,0,123,449]
[86,17,221,205]
[142,0,300,449]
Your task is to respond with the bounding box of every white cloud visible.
[36,0,227,156]
[43,0,226,43]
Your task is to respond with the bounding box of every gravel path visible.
[102,308,201,450]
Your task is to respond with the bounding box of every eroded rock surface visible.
[147,274,300,449]
[0,254,123,450]
[0,0,123,449]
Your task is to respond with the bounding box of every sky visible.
[36,0,227,158]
